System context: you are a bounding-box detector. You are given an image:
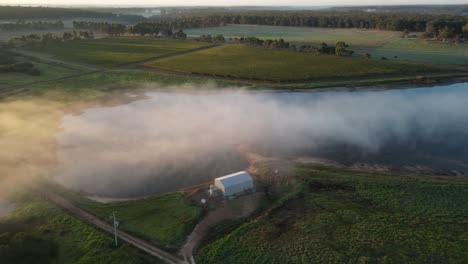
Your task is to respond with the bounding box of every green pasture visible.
[185,24,401,48]
[196,167,468,264]
[0,193,162,264]
[28,37,210,67]
[372,38,468,65]
[147,45,441,82]
[70,192,202,249]
[22,69,243,102]
[185,25,468,65]
[0,59,89,88]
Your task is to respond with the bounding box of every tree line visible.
[0,20,64,31]
[423,19,468,41]
[0,5,144,22]
[7,31,94,48]
[73,21,188,39]
[73,21,126,36]
[162,11,467,35]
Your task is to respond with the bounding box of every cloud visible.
[51,84,468,197]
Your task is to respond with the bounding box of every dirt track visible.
[180,193,263,264]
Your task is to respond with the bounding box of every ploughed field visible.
[28,37,211,67]
[185,25,468,65]
[147,45,441,82]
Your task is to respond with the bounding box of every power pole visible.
[112,211,119,247]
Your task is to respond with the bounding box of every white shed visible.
[214,171,254,197]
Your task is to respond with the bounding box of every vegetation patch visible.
[148,45,442,82]
[70,192,202,249]
[0,193,162,264]
[196,168,468,263]
[28,37,211,67]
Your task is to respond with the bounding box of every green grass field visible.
[147,45,441,82]
[196,167,468,264]
[21,69,243,102]
[70,192,202,249]
[185,25,468,65]
[28,37,210,67]
[185,24,401,48]
[0,55,91,88]
[0,193,162,264]
[373,38,468,65]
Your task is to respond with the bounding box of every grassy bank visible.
[0,192,162,264]
[196,167,468,263]
[28,37,211,66]
[147,45,444,82]
[18,69,243,102]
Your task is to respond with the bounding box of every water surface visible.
[54,83,468,197]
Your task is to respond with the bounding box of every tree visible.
[438,26,454,41]
[463,23,468,38]
[423,23,436,39]
[335,41,353,56]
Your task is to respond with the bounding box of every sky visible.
[0,0,466,7]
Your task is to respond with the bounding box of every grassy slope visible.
[0,193,162,264]
[196,168,468,264]
[148,45,441,82]
[22,70,242,102]
[29,37,210,67]
[69,192,202,249]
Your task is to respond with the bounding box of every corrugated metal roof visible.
[215,171,253,187]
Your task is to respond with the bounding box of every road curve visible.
[35,186,186,264]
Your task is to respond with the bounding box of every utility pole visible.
[112,211,119,247]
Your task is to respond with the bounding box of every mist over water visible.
[54,83,468,197]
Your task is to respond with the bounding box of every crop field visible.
[147,45,441,82]
[0,58,90,88]
[185,24,401,48]
[185,25,468,65]
[373,38,468,65]
[71,192,201,248]
[0,193,162,264]
[29,37,211,67]
[196,167,468,264]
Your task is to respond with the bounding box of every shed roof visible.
[215,171,253,187]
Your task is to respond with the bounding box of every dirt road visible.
[35,186,186,264]
[180,193,263,264]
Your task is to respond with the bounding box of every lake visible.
[53,82,468,198]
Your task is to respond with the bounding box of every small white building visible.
[214,171,254,197]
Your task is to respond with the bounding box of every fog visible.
[53,83,468,197]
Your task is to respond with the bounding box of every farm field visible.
[28,37,211,67]
[147,45,442,82]
[0,193,162,264]
[0,58,91,88]
[185,24,401,48]
[68,192,202,249]
[196,167,468,264]
[373,38,468,65]
[185,24,468,65]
